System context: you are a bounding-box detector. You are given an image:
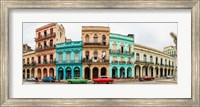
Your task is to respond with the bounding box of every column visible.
[71,67,74,79]
[35,68,37,78]
[63,67,66,80]
[124,68,127,78]
[153,67,156,78]
[80,66,82,78]
[41,69,43,79]
[25,69,27,79]
[56,67,59,80]
[47,69,49,77]
[158,68,160,78]
[163,69,165,78]
[110,67,112,77]
[148,67,151,77]
[90,67,93,80]
[132,67,134,78]
[140,66,143,77]
[117,67,120,78]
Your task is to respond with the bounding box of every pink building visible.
[35,23,65,79]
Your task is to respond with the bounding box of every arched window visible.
[112,42,117,51]
[94,34,98,43]
[85,51,89,60]
[136,53,140,61]
[94,51,98,60]
[85,34,89,43]
[143,54,147,62]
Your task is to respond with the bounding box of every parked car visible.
[166,75,174,79]
[26,78,36,82]
[139,76,154,81]
[42,77,55,82]
[92,76,114,84]
[67,77,88,84]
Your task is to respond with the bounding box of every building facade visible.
[82,26,110,80]
[23,50,36,79]
[163,46,177,57]
[35,23,65,79]
[134,44,177,78]
[56,41,82,80]
[109,33,134,78]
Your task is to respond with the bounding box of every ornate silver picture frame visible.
[0,0,199,106]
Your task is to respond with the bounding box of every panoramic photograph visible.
[22,22,177,85]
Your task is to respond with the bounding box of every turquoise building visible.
[56,41,82,80]
[109,33,134,78]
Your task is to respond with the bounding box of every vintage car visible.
[92,76,114,84]
[166,75,174,79]
[26,78,36,82]
[42,77,55,82]
[67,77,88,84]
[139,76,154,81]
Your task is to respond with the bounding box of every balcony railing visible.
[35,32,56,41]
[135,60,154,65]
[56,60,81,64]
[110,49,134,55]
[36,60,56,65]
[82,59,109,63]
[83,42,109,46]
[23,62,36,67]
[35,45,56,51]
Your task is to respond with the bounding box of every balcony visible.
[36,60,56,66]
[110,49,134,56]
[35,45,56,52]
[135,60,154,65]
[83,42,109,47]
[35,32,56,42]
[56,60,81,64]
[82,58,109,64]
[23,62,36,67]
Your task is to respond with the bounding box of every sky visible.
[23,23,177,51]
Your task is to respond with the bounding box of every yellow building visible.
[134,44,177,78]
[81,26,110,80]
[23,50,36,79]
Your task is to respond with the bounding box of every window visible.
[172,61,174,66]
[102,51,106,60]
[143,54,147,62]
[136,53,140,61]
[23,59,25,64]
[120,44,124,53]
[50,55,53,62]
[112,42,117,51]
[94,51,98,60]
[60,32,62,38]
[75,53,79,62]
[169,60,171,66]
[50,40,53,47]
[31,57,34,63]
[121,57,124,63]
[156,57,158,64]
[38,56,41,64]
[128,45,131,53]
[150,56,153,63]
[161,58,163,65]
[27,58,30,64]
[38,32,41,38]
[85,51,89,60]
[102,35,106,45]
[44,30,47,37]
[94,34,98,43]
[128,57,131,63]
[67,53,70,63]
[50,28,53,35]
[85,34,89,42]
[113,56,117,62]
[44,41,47,48]
[59,54,62,63]
[165,59,167,65]
[43,55,47,63]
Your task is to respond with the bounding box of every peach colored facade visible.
[35,23,65,79]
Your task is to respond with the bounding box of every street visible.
[23,79,176,85]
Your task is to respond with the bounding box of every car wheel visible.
[68,81,72,84]
[94,82,98,84]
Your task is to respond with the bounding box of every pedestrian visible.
[35,77,38,83]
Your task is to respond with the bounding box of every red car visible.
[92,76,114,84]
[139,76,154,81]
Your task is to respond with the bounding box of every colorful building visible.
[23,50,36,79]
[56,41,82,80]
[134,44,176,78]
[35,23,65,79]
[109,33,135,78]
[82,26,110,80]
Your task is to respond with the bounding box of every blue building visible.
[56,41,82,80]
[109,33,134,78]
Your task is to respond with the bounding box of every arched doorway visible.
[101,67,107,76]
[135,65,140,78]
[58,67,64,80]
[112,67,117,78]
[23,69,25,79]
[127,67,132,78]
[142,66,148,76]
[168,69,170,75]
[49,68,54,77]
[37,69,42,79]
[149,66,153,77]
[66,67,71,79]
[93,67,99,78]
[43,68,47,78]
[164,68,167,77]
[84,67,90,79]
[27,69,30,78]
[31,68,34,78]
[120,67,125,78]
[160,68,163,77]
[74,67,80,77]
[155,67,159,78]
